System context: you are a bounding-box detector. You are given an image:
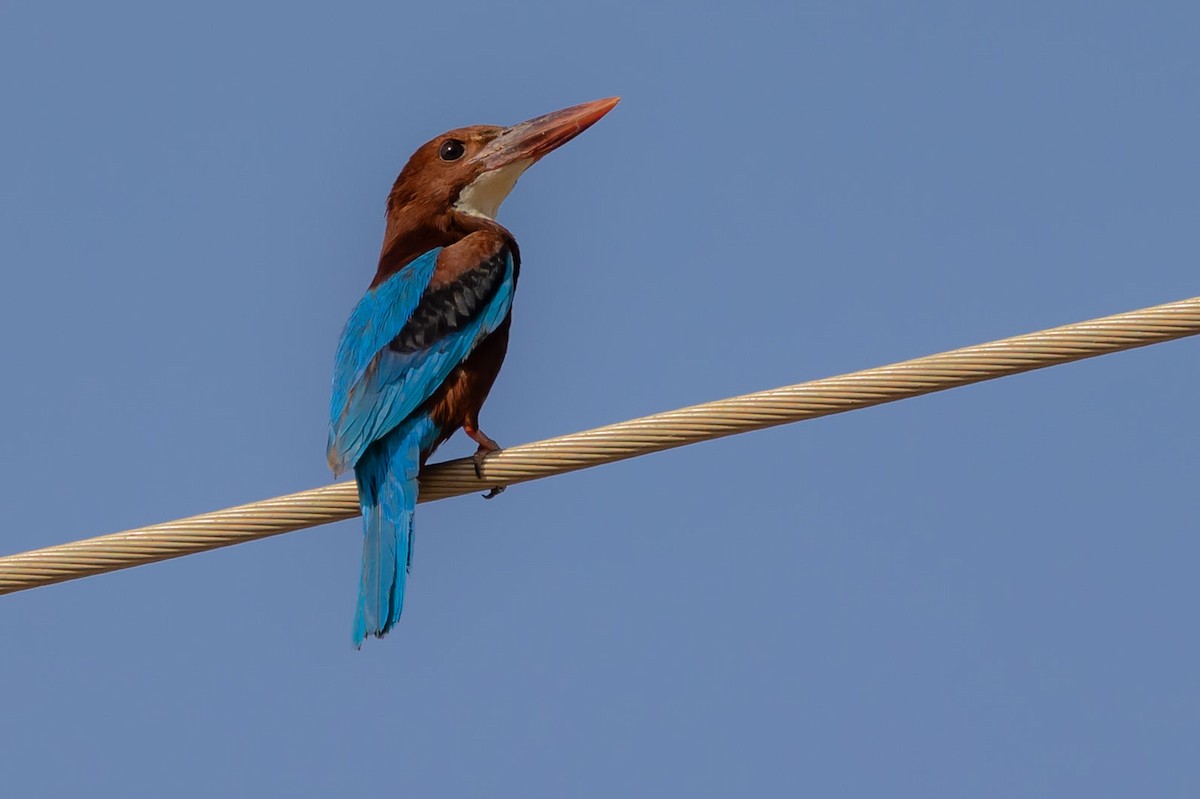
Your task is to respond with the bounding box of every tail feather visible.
[352,414,439,647]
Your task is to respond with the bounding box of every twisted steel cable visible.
[2,296,1198,595]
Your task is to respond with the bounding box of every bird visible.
[328,97,619,647]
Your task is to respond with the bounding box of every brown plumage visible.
[418,232,517,465]
[374,136,523,468]
[372,125,510,287]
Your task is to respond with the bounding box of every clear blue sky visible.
[2,2,1198,796]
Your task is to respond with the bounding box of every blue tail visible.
[352,414,440,647]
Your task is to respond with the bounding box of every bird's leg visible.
[464,424,501,476]
[463,417,505,498]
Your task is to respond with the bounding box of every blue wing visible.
[328,248,439,444]
[327,246,516,474]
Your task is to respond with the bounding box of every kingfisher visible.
[328,97,619,646]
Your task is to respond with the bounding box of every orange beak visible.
[473,97,620,170]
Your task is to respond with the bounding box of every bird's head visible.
[377,97,619,274]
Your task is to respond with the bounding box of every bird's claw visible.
[473,446,505,499]
[472,447,492,479]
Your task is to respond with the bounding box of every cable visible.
[2,295,1197,595]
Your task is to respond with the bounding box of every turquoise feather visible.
[352,413,440,647]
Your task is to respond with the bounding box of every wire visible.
[2,296,1197,595]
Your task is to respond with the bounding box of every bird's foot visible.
[472,445,506,499]
[471,445,497,479]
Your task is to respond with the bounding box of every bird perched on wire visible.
[327,97,619,646]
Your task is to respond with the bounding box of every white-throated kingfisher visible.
[328,97,619,646]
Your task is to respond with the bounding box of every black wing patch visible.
[389,248,509,354]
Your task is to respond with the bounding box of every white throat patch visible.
[453,159,533,220]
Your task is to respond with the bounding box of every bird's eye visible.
[439,139,466,161]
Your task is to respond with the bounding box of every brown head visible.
[375,97,619,282]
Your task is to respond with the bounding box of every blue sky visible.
[2,2,1198,795]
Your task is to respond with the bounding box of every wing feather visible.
[327,246,515,474]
